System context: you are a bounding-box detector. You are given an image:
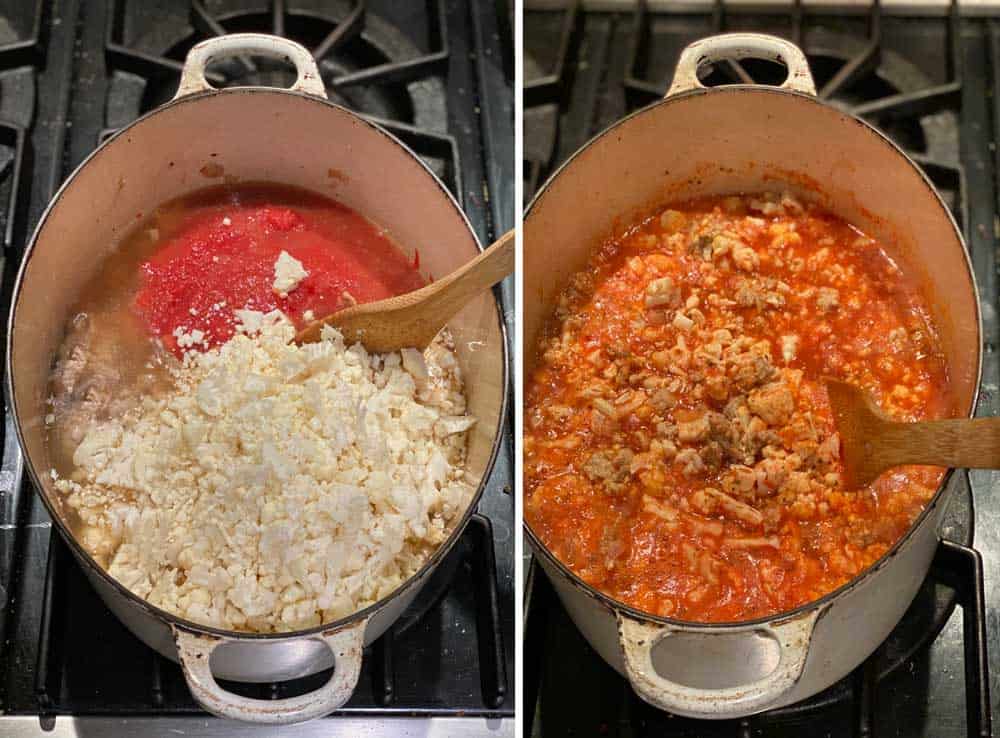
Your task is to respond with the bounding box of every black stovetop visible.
[524,3,997,737]
[0,0,513,725]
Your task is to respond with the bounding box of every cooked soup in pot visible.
[524,191,951,623]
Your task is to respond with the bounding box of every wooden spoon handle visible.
[880,417,1000,470]
[416,228,514,321]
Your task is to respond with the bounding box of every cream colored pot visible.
[8,34,507,724]
[523,33,981,719]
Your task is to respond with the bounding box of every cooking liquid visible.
[47,183,427,546]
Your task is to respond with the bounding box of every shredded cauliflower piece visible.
[272,250,308,296]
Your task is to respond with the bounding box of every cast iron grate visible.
[0,121,29,256]
[0,0,45,654]
[0,0,41,254]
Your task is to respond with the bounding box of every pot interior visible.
[10,89,505,607]
[523,86,981,617]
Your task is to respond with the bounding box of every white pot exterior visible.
[523,34,981,719]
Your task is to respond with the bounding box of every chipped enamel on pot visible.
[8,34,507,725]
[523,34,981,719]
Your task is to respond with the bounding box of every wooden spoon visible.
[825,378,1000,488]
[295,228,514,352]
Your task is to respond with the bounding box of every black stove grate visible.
[524,2,996,736]
[0,0,41,254]
[0,0,44,659]
[1,0,513,724]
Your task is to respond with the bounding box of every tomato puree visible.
[133,186,425,356]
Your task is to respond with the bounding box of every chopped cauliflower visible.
[272,250,308,296]
[172,326,205,349]
[54,310,473,633]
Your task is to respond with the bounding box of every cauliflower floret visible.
[272,250,309,296]
[645,276,682,308]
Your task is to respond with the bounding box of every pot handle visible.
[667,33,816,98]
[172,617,367,724]
[617,608,820,718]
[174,33,328,100]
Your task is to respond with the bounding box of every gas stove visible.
[524,2,997,736]
[0,2,514,736]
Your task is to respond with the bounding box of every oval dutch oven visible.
[523,33,981,719]
[8,34,508,724]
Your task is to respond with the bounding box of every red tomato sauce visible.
[132,186,425,356]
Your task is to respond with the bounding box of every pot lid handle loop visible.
[617,608,820,718]
[667,33,817,98]
[175,33,328,100]
[171,618,367,724]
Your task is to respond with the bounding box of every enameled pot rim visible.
[7,84,510,642]
[522,82,983,630]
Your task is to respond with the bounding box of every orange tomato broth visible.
[524,192,950,622]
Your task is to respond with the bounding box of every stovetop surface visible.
[524,3,999,737]
[0,1,514,734]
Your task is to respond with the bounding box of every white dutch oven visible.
[8,34,507,724]
[523,34,981,719]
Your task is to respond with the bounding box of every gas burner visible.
[104,1,461,195]
[522,4,575,203]
[0,2,39,252]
